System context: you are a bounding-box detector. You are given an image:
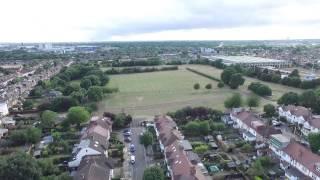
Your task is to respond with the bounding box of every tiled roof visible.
[74,155,113,180]
[283,105,312,120]
[283,142,320,177]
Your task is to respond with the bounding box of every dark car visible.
[124,136,132,142]
[130,144,135,152]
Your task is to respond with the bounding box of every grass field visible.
[98,65,299,115]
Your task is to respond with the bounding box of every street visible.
[123,117,151,180]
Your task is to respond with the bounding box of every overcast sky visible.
[1,0,320,42]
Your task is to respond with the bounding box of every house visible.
[0,128,8,139]
[1,116,16,128]
[155,116,206,180]
[302,116,320,136]
[69,117,111,169]
[231,110,280,142]
[221,115,233,125]
[278,105,312,125]
[0,100,9,116]
[73,155,114,180]
[269,135,320,180]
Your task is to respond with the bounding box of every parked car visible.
[130,155,135,164]
[130,144,135,152]
[124,136,132,142]
[123,129,131,136]
[272,120,281,126]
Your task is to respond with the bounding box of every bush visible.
[248,82,272,96]
[217,82,224,88]
[205,84,212,89]
[194,145,209,154]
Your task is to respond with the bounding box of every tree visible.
[80,78,92,89]
[248,82,272,96]
[229,73,245,89]
[224,93,242,108]
[221,67,236,84]
[263,104,276,117]
[217,81,224,88]
[184,121,200,136]
[247,96,260,109]
[23,100,34,110]
[140,131,153,147]
[85,75,101,86]
[113,113,126,128]
[308,133,320,153]
[205,84,212,90]
[87,86,103,101]
[289,69,300,78]
[277,92,299,105]
[50,97,78,112]
[198,121,210,135]
[40,110,57,129]
[0,152,41,180]
[143,166,164,180]
[25,128,41,144]
[66,106,90,128]
[193,83,200,90]
[70,88,86,103]
[299,90,318,109]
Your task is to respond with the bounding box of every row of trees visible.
[248,82,272,96]
[224,93,260,109]
[278,90,320,113]
[111,58,161,67]
[105,66,178,74]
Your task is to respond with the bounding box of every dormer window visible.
[315,163,320,172]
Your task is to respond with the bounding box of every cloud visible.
[0,0,319,42]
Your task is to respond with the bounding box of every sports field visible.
[98,65,289,115]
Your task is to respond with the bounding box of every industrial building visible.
[206,55,291,68]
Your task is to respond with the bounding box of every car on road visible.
[124,136,132,142]
[123,129,131,136]
[130,155,135,164]
[130,144,135,152]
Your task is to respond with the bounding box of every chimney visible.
[190,166,196,175]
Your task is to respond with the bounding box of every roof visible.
[74,155,113,180]
[180,140,192,151]
[232,111,280,138]
[270,134,290,144]
[308,117,320,129]
[282,142,320,177]
[211,55,287,63]
[282,105,312,120]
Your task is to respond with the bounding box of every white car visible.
[130,155,135,164]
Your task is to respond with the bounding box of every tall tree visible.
[40,110,57,129]
[224,93,242,108]
[87,86,103,101]
[66,106,90,128]
[229,73,245,89]
[221,67,236,84]
[308,133,320,153]
[277,92,299,105]
[140,131,153,147]
[247,96,260,109]
[263,104,276,117]
[0,152,41,180]
[143,166,165,180]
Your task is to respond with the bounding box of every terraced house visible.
[154,115,206,180]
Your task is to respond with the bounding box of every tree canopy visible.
[143,166,165,180]
[224,93,242,108]
[66,106,90,127]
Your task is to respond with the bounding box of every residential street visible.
[123,116,152,180]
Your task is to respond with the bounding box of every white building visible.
[0,100,9,116]
[278,105,312,125]
[269,135,320,180]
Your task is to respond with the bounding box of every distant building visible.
[205,55,291,68]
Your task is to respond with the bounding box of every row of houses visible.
[230,108,320,180]
[69,116,114,180]
[279,105,320,136]
[154,115,207,180]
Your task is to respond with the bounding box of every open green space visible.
[184,64,304,101]
[99,65,296,115]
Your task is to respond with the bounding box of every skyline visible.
[1,0,320,42]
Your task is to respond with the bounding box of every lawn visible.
[98,65,286,115]
[183,64,304,101]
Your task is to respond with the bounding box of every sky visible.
[0,0,320,42]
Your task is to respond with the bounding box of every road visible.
[123,117,150,180]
